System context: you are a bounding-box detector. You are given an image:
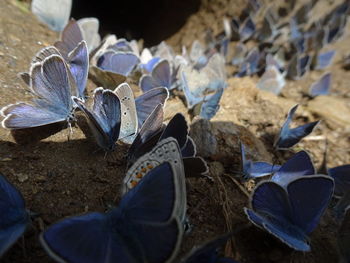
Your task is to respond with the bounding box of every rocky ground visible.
[0,0,350,262]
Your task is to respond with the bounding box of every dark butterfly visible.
[239,142,281,181]
[0,174,30,257]
[41,138,186,263]
[274,104,320,150]
[73,88,121,151]
[127,106,209,181]
[181,233,238,263]
[245,174,334,251]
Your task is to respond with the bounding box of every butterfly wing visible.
[135,87,169,127]
[123,138,187,222]
[77,17,101,52]
[152,59,172,90]
[200,87,224,120]
[314,51,336,70]
[127,104,164,164]
[309,72,331,97]
[287,175,334,234]
[54,19,83,60]
[248,162,281,178]
[114,83,138,144]
[0,175,29,256]
[2,55,73,130]
[40,212,133,263]
[245,181,310,251]
[31,0,72,31]
[277,121,320,149]
[98,51,139,76]
[120,160,185,262]
[159,113,188,148]
[67,41,89,99]
[181,136,196,157]
[272,151,316,187]
[183,157,209,177]
[328,164,350,197]
[74,88,121,151]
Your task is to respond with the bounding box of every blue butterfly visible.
[182,234,239,263]
[1,54,77,143]
[245,174,334,251]
[97,51,140,77]
[41,138,186,263]
[309,72,331,97]
[140,57,161,73]
[274,104,320,150]
[127,106,208,180]
[0,174,30,257]
[139,59,177,92]
[200,87,224,120]
[73,88,121,151]
[338,206,350,263]
[239,142,281,181]
[314,51,336,70]
[239,16,256,42]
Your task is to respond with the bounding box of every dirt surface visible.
[0,0,350,262]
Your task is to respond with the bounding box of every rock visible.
[307,96,350,127]
[17,173,28,182]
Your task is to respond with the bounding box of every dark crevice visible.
[71,0,201,46]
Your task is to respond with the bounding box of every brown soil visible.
[0,0,349,262]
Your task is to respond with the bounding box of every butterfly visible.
[114,84,169,144]
[199,87,224,120]
[257,65,286,95]
[181,53,226,110]
[245,174,334,251]
[127,106,209,183]
[97,50,140,77]
[338,206,350,263]
[181,233,238,263]
[31,0,72,31]
[274,104,320,150]
[231,43,247,66]
[239,142,281,181]
[287,54,311,80]
[0,174,30,257]
[236,47,260,77]
[139,59,177,92]
[239,16,256,42]
[2,54,77,143]
[77,17,101,53]
[313,50,336,70]
[41,138,186,263]
[73,88,122,151]
[309,72,331,97]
